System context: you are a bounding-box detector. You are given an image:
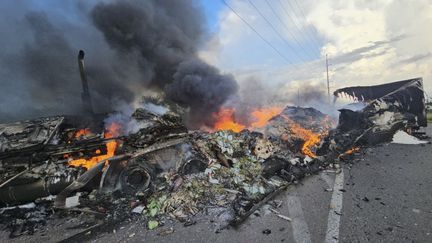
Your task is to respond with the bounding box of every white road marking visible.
[324,168,345,243]
[287,194,312,243]
[320,172,334,188]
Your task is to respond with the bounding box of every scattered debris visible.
[392,131,428,144]
[269,208,292,222]
[157,227,174,236]
[0,77,428,239]
[65,195,80,208]
[334,78,427,126]
[183,219,196,227]
[131,205,145,214]
[148,220,159,230]
[321,78,428,157]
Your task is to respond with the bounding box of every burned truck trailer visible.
[317,78,428,156]
[334,77,427,128]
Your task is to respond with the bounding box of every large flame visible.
[212,106,330,158]
[68,123,120,169]
[280,115,325,158]
[213,108,246,133]
[250,107,283,128]
[286,119,321,157]
[212,106,283,132]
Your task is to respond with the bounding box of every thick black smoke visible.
[166,59,238,127]
[0,2,134,120]
[90,0,238,126]
[90,0,202,87]
[0,0,238,126]
[0,11,81,120]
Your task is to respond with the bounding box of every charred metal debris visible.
[0,78,428,238]
[320,77,428,157]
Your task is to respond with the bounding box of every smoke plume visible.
[280,82,338,117]
[0,0,238,127]
[166,59,238,127]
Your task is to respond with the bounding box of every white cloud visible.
[201,0,432,99]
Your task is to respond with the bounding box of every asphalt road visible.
[1,126,431,242]
[340,139,432,242]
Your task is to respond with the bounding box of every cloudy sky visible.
[0,0,430,121]
[199,0,432,100]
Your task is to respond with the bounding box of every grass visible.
[428,111,432,123]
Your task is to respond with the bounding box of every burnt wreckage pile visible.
[319,77,427,157]
[0,78,428,237]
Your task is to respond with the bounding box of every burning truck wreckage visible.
[0,62,428,240]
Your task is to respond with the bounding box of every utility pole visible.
[297,88,300,106]
[326,54,330,103]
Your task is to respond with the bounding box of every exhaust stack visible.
[78,50,94,115]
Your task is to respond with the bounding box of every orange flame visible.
[213,108,246,133]
[212,106,283,132]
[339,147,360,158]
[74,128,92,139]
[250,107,283,128]
[68,122,120,169]
[345,147,360,154]
[211,106,331,158]
[104,122,121,139]
[282,116,322,158]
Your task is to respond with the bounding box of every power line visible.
[221,0,294,65]
[221,0,320,82]
[247,0,307,62]
[279,0,320,55]
[289,0,322,48]
[289,0,322,47]
[326,54,330,102]
[277,0,321,56]
[263,0,316,60]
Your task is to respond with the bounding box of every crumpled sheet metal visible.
[321,100,409,155]
[334,77,427,127]
[0,116,64,156]
[320,79,426,156]
[127,107,188,148]
[0,162,80,205]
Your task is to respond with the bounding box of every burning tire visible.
[101,156,156,195]
[181,158,208,175]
